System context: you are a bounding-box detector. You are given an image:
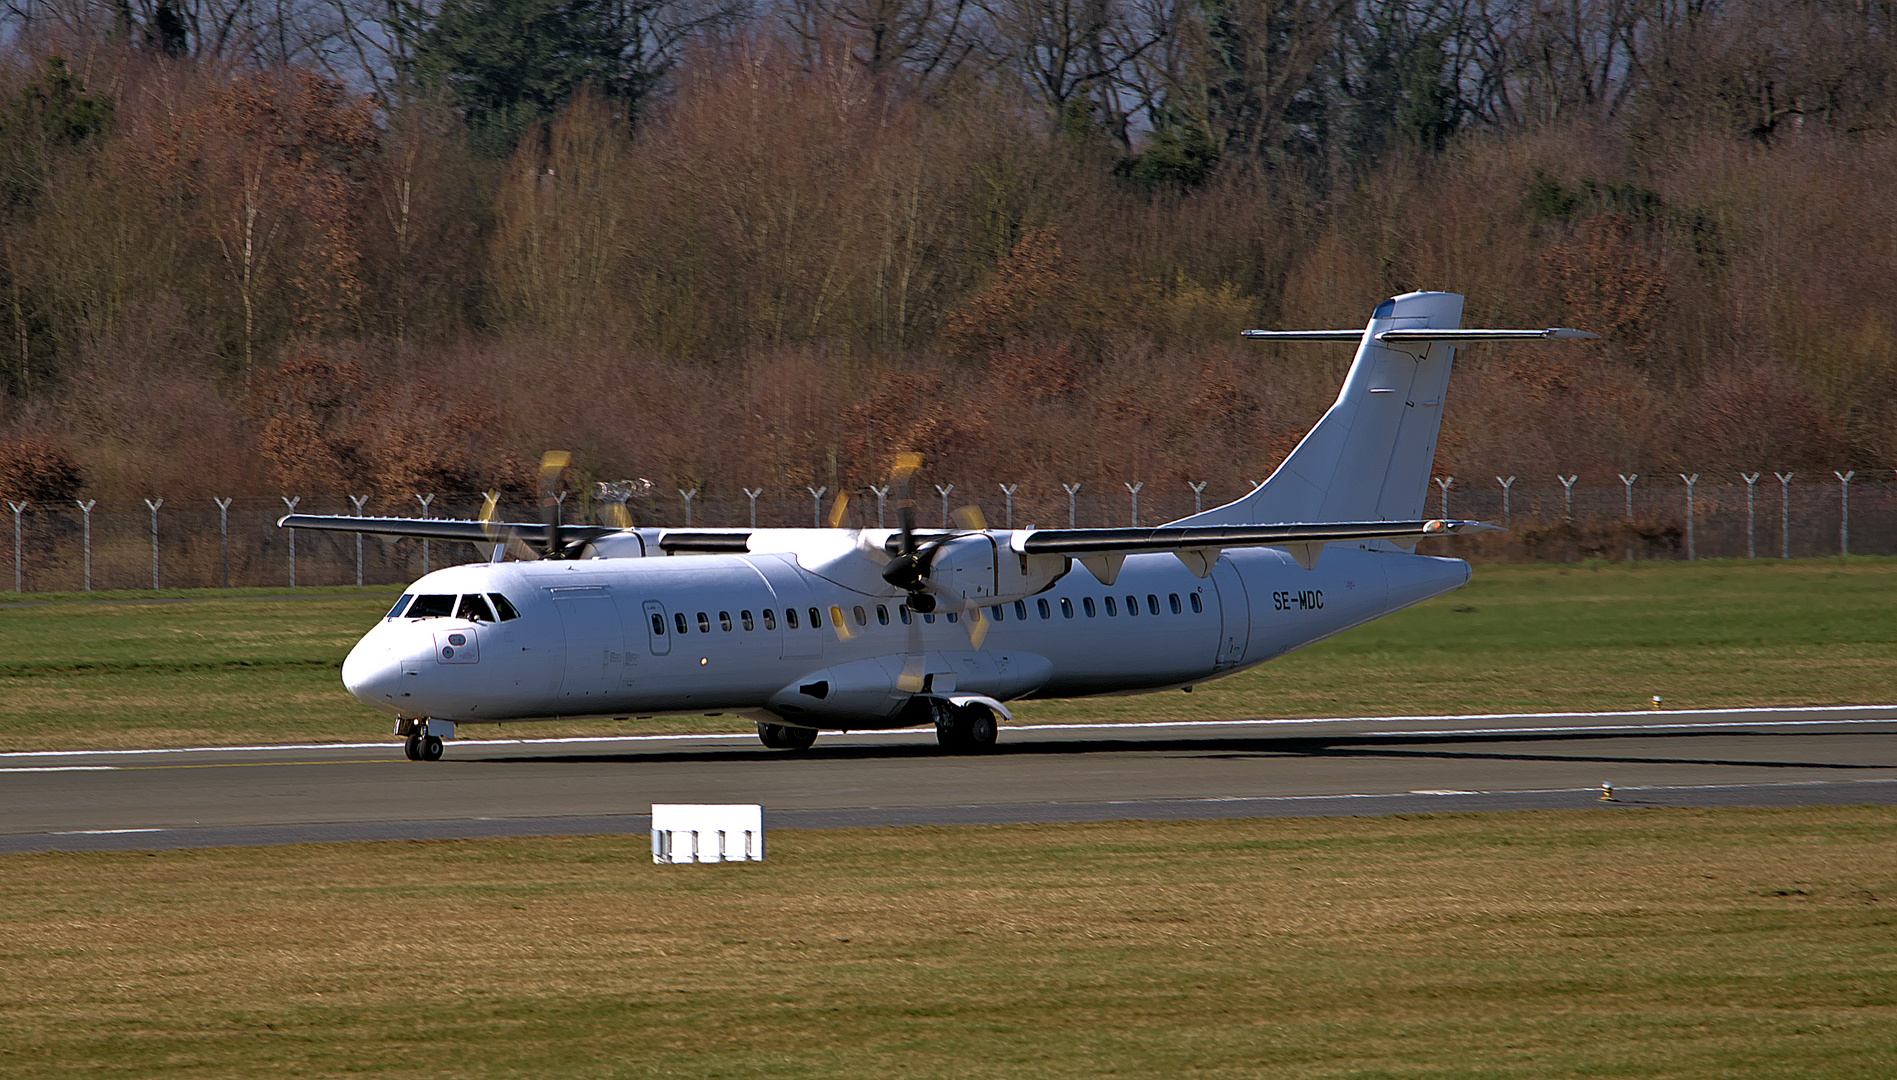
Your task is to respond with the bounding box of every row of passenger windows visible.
[390,592,521,622]
[651,592,1204,636]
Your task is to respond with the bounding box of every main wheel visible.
[403,734,422,761]
[964,706,998,751]
[418,734,444,761]
[758,722,818,751]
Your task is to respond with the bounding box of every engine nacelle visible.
[923,534,1068,611]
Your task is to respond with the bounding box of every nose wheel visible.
[935,702,998,754]
[403,732,444,761]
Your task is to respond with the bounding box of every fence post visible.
[1497,477,1514,529]
[282,496,301,586]
[215,498,232,588]
[1836,471,1854,556]
[1125,481,1143,526]
[1618,474,1637,560]
[934,484,954,527]
[1434,476,1453,518]
[1740,474,1760,559]
[77,499,96,591]
[1187,481,1207,514]
[1680,474,1698,560]
[806,487,826,529]
[744,487,763,528]
[867,485,890,528]
[415,493,434,574]
[1062,483,1081,528]
[1775,473,1794,558]
[1558,476,1578,522]
[348,495,368,586]
[680,488,698,527]
[7,500,24,594]
[999,484,1018,529]
[144,498,163,589]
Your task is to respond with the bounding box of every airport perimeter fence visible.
[3,474,1894,594]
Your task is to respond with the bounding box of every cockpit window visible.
[386,594,413,619]
[488,593,520,621]
[407,594,455,619]
[457,594,497,622]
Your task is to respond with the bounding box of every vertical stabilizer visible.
[1175,291,1464,527]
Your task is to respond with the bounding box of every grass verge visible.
[3,559,1896,751]
[1,808,1893,1078]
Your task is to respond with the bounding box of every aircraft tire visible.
[418,734,444,762]
[965,706,999,750]
[758,722,817,751]
[402,734,421,761]
[936,704,997,754]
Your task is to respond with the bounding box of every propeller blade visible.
[539,451,571,558]
[479,490,540,562]
[827,491,851,529]
[951,504,988,531]
[897,601,926,693]
[967,606,989,649]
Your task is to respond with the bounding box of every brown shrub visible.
[0,438,84,502]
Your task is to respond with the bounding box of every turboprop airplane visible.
[281,292,1596,761]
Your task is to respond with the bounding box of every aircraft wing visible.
[1008,518,1499,575]
[276,514,753,556]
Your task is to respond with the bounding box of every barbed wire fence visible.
[2,474,1894,594]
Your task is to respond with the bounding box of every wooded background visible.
[2,0,1895,514]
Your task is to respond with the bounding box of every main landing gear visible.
[757,721,819,751]
[935,701,998,754]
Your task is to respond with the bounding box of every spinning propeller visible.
[479,451,576,560]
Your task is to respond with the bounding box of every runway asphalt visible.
[3,706,1895,853]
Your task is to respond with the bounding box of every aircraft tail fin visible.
[1173,292,1595,528]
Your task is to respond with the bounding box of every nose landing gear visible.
[757,721,819,751]
[397,719,450,761]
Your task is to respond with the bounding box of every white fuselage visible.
[340,543,1469,729]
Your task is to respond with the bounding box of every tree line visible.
[1,0,1895,509]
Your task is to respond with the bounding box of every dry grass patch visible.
[0,808,1893,1077]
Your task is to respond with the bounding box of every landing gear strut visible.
[935,702,998,754]
[757,721,818,751]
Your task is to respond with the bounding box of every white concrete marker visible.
[652,804,763,864]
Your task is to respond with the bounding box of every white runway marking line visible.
[3,704,1895,761]
[0,766,118,773]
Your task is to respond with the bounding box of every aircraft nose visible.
[342,638,406,711]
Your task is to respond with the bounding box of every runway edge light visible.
[652,804,764,864]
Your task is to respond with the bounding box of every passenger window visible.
[853,606,868,626]
[899,605,912,625]
[697,612,711,633]
[877,605,890,625]
[1104,596,1117,617]
[742,610,754,631]
[1037,599,1051,619]
[1060,598,1073,619]
[1014,600,1027,620]
[946,611,958,623]
[1082,597,1096,618]
[386,594,413,619]
[923,612,935,624]
[1126,595,1139,617]
[719,611,732,632]
[457,594,497,622]
[764,609,778,630]
[785,608,799,629]
[674,612,689,634]
[1170,593,1182,614]
[1148,594,1160,615]
[407,594,455,618]
[650,613,665,635]
[1190,593,1204,613]
[990,605,1003,621]
[488,593,520,621]
[808,607,821,630]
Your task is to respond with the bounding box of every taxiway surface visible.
[4,707,1895,852]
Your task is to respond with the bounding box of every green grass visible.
[1,808,1893,1078]
[3,559,1896,751]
